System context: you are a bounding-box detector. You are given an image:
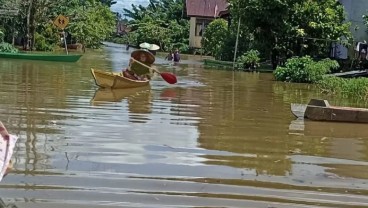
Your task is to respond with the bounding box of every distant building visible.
[339,0,368,41]
[116,19,129,36]
[186,0,229,49]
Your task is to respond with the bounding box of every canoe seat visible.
[307,99,329,107]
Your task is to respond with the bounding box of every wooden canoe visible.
[291,99,368,123]
[0,52,82,62]
[90,68,150,89]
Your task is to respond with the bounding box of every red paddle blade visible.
[160,72,177,84]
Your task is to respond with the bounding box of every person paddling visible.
[122,50,155,81]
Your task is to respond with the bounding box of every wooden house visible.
[186,0,229,49]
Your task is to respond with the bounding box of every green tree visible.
[289,0,351,56]
[0,0,116,51]
[122,0,189,52]
[362,13,368,36]
[68,2,115,51]
[202,19,228,60]
[228,0,351,69]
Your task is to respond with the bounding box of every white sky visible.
[111,0,149,15]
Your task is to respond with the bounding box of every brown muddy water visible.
[0,45,368,208]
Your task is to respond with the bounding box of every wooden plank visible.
[327,70,368,78]
[290,103,307,118]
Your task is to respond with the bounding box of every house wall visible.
[189,17,205,48]
[339,0,368,41]
[189,17,199,48]
[189,17,214,49]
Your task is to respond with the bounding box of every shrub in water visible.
[0,42,18,53]
[236,49,261,70]
[0,29,18,53]
[318,76,368,99]
[274,56,339,83]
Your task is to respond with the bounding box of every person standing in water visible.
[173,48,180,63]
[165,50,173,61]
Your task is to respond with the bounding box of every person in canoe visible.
[122,49,155,81]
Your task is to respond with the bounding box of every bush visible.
[236,49,260,70]
[274,56,339,83]
[0,42,18,53]
[34,33,55,51]
[202,19,228,60]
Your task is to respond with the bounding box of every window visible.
[195,19,211,37]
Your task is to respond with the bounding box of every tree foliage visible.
[228,0,352,68]
[68,2,115,49]
[122,0,189,52]
[202,19,228,60]
[0,0,116,51]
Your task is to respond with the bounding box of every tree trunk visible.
[26,0,33,50]
[271,48,278,70]
[30,19,36,50]
[82,42,86,53]
[271,35,279,70]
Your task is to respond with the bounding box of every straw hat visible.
[131,49,155,65]
[148,44,160,51]
[139,42,151,49]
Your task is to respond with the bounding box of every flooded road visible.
[0,45,368,208]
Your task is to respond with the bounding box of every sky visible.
[111,0,149,15]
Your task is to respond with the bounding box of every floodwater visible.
[0,44,368,208]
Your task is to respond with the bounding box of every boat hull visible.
[291,99,368,123]
[0,52,82,62]
[91,68,150,89]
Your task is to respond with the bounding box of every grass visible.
[318,76,368,100]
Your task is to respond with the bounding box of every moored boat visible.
[90,68,150,89]
[0,52,82,62]
[291,99,368,123]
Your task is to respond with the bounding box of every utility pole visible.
[233,16,241,70]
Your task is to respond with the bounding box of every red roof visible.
[186,0,229,18]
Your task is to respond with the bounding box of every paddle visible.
[131,58,177,84]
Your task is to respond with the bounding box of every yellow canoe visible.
[90,68,150,89]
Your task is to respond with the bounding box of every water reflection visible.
[2,50,368,207]
[0,198,17,208]
[91,87,151,104]
[288,118,368,180]
[289,118,368,138]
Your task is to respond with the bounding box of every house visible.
[339,0,368,41]
[186,0,229,49]
[116,19,130,36]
